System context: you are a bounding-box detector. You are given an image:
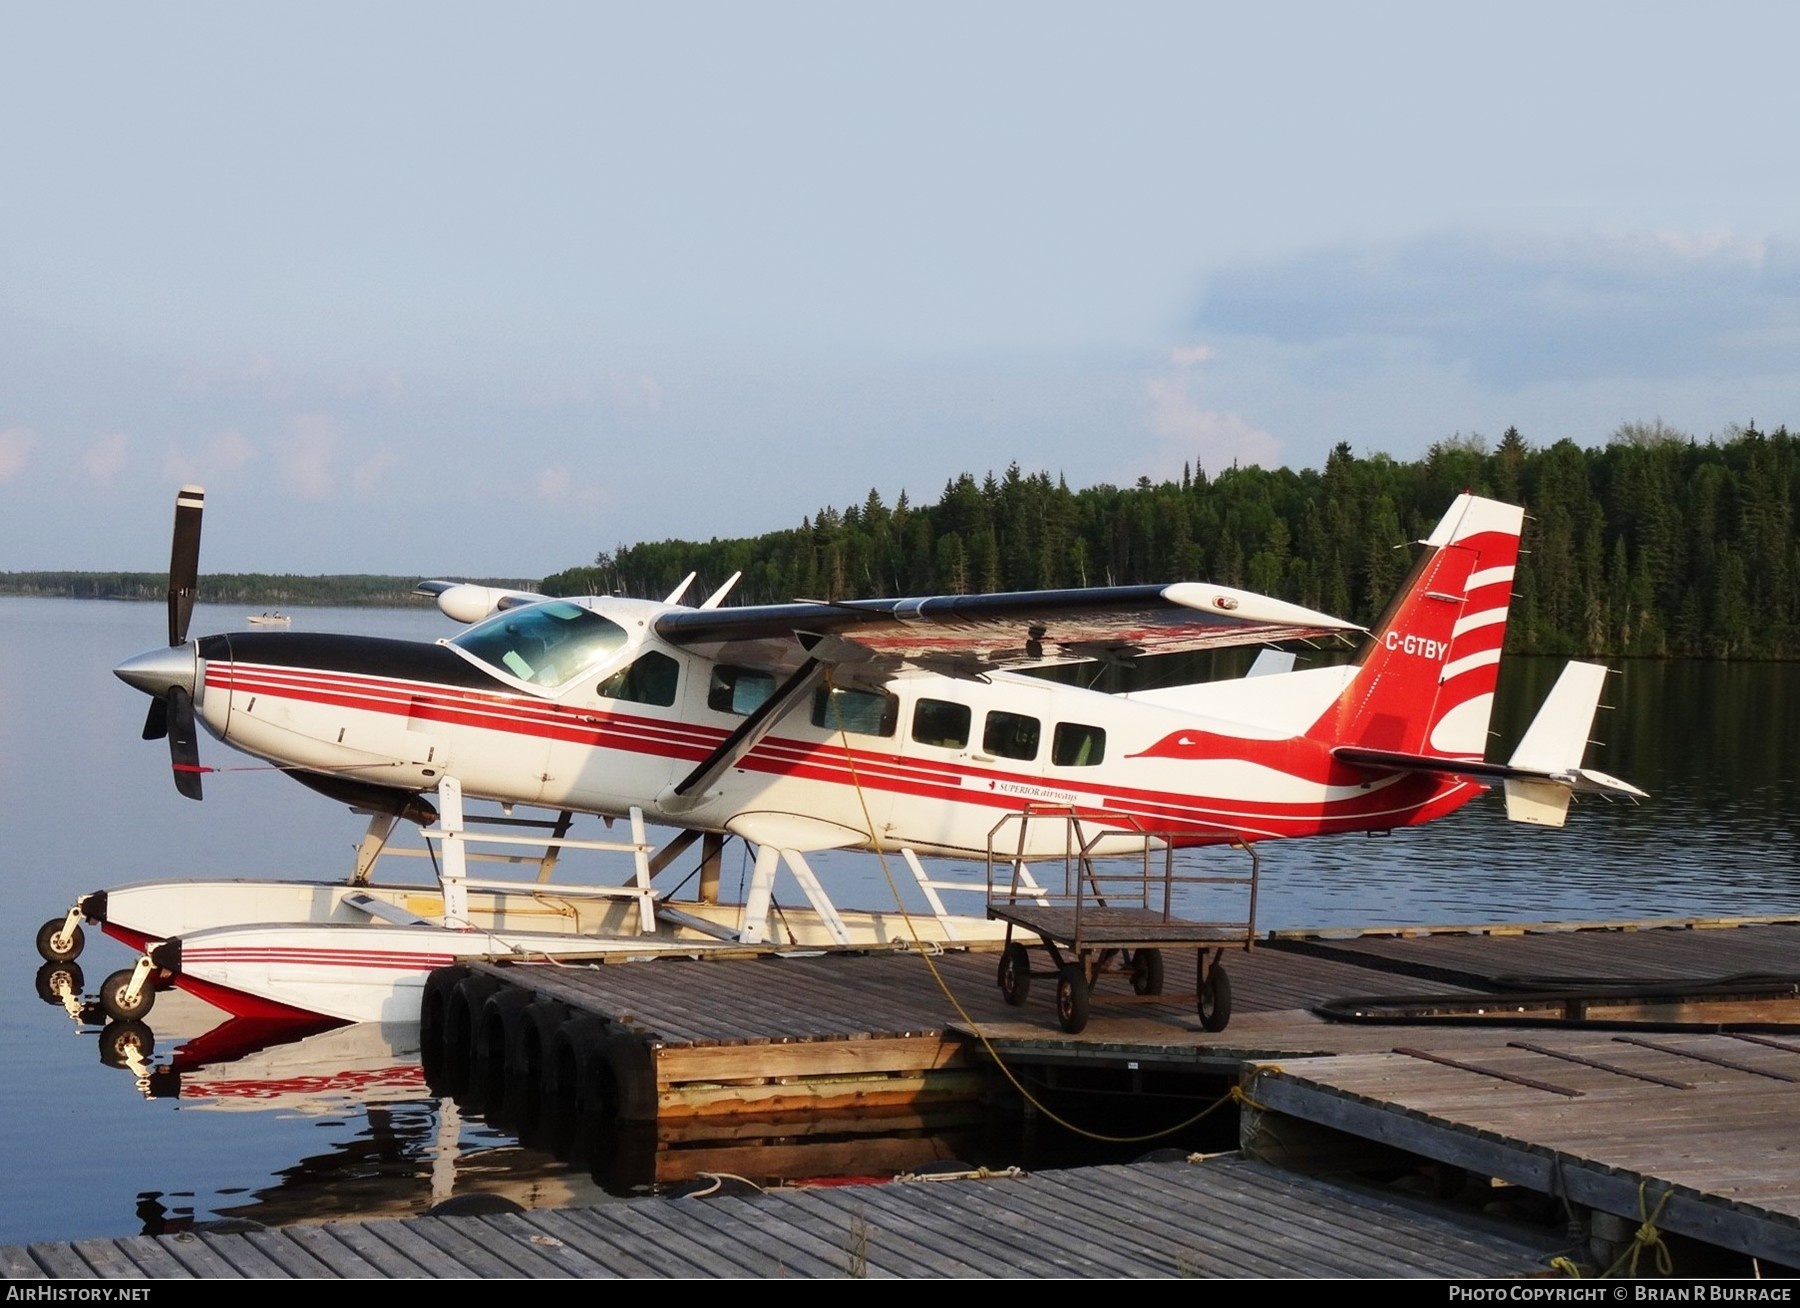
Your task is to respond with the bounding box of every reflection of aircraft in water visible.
[78,1005,985,1214]
[125,1015,415,1108]
[83,1010,614,1228]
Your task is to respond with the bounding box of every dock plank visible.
[309,1221,433,1278]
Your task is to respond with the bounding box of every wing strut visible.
[664,658,826,809]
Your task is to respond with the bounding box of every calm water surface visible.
[2,597,1796,1245]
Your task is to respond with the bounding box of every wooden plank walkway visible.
[1266,917,1800,991]
[0,1155,1571,1279]
[1244,1029,1800,1270]
[19,917,1800,1277]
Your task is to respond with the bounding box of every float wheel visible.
[36,919,84,963]
[100,967,155,1022]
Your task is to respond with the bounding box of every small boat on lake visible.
[246,611,291,627]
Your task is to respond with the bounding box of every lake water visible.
[2,596,1797,1246]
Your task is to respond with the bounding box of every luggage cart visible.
[985,806,1258,1034]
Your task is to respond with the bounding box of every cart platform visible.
[984,807,1259,1034]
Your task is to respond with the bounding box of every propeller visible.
[167,686,204,801]
[118,486,207,798]
[167,484,204,647]
[139,486,203,744]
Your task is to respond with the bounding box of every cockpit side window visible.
[450,601,629,688]
[597,650,680,707]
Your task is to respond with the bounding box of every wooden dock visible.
[13,914,1800,1278]
[2,1154,1570,1279]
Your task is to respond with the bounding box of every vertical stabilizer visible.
[1308,494,1524,758]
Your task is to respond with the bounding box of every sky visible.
[3,2,1798,579]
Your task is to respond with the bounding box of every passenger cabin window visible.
[1053,722,1106,767]
[812,686,898,737]
[912,698,971,749]
[709,666,776,716]
[596,650,679,707]
[451,600,629,688]
[984,711,1040,761]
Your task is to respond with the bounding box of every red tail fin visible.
[1307,495,1523,759]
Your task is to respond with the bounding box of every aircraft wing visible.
[651,582,1364,675]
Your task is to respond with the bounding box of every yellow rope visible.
[823,671,1235,1147]
[1600,1181,1675,1279]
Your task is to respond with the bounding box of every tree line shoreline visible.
[9,421,1794,660]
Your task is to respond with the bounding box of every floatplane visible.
[39,485,1643,1030]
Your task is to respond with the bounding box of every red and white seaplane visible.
[39,485,1644,1030]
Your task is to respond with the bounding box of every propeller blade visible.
[141,698,168,742]
[167,686,203,801]
[167,485,204,647]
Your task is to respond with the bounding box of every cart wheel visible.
[998,943,1032,1007]
[1198,962,1232,1032]
[1055,964,1090,1034]
[1130,948,1165,996]
[36,918,85,963]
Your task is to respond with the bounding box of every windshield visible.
[450,601,630,687]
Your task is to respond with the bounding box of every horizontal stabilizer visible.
[1334,659,1646,829]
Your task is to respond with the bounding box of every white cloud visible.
[161,430,258,488]
[350,448,398,496]
[535,465,610,508]
[0,426,40,481]
[281,415,338,499]
[82,433,130,480]
[211,430,257,472]
[538,466,571,499]
[1143,373,1283,479]
[1194,228,1800,387]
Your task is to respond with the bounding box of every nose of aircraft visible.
[114,644,198,698]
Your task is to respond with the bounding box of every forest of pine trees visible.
[540,421,1800,660]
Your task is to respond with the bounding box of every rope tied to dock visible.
[1603,1181,1675,1279]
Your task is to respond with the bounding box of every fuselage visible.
[187,595,1479,860]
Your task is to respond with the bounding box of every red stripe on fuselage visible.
[204,661,1482,844]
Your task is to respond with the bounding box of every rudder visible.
[1308,494,1523,759]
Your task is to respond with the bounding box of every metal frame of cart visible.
[984,805,1258,1034]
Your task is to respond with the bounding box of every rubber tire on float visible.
[1198,961,1232,1033]
[1055,963,1090,1034]
[36,919,84,964]
[998,942,1032,1007]
[1130,948,1165,996]
[99,967,155,1022]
